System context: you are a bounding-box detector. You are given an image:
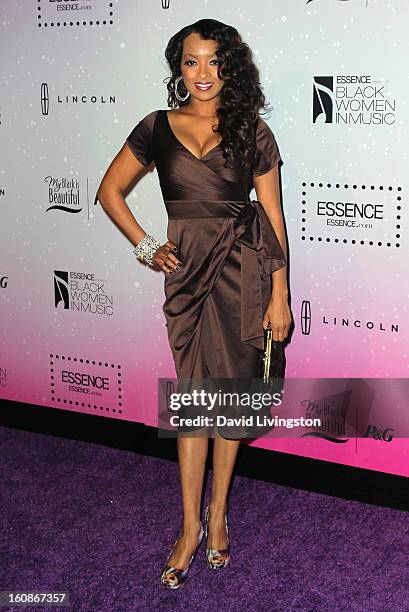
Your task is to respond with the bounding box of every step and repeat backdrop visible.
[1,1,408,477]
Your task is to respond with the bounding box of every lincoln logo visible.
[166,380,176,411]
[301,300,311,335]
[0,368,6,387]
[41,83,49,116]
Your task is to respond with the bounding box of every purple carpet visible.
[1,425,408,612]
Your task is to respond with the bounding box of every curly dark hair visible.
[164,18,272,170]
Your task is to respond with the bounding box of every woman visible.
[97,19,292,589]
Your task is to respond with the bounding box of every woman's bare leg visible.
[163,435,208,571]
[207,433,240,549]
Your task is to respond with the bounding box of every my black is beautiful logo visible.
[299,379,373,443]
[44,175,98,217]
[54,270,114,316]
[313,75,396,125]
[301,398,349,443]
[45,176,81,213]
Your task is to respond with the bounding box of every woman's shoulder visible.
[125,110,165,164]
[255,114,276,136]
[254,114,280,149]
[138,108,162,126]
[252,114,281,175]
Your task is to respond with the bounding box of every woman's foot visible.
[160,521,204,589]
[204,502,230,569]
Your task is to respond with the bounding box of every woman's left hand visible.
[263,293,292,342]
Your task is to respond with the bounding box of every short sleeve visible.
[125,110,158,166]
[252,117,282,177]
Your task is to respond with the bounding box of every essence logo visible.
[50,353,123,413]
[301,182,402,247]
[364,425,394,442]
[54,270,114,316]
[61,370,109,391]
[313,75,396,125]
[37,0,114,28]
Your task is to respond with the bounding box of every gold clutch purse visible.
[262,325,273,383]
[243,324,285,437]
[261,323,285,385]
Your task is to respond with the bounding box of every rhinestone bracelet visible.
[133,233,161,266]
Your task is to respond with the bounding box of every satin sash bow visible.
[233,200,286,349]
[164,199,286,350]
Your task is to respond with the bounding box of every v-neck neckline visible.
[164,110,221,162]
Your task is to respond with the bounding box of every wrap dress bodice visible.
[126,109,286,380]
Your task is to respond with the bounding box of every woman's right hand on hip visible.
[153,240,182,275]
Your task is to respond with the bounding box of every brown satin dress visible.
[126,109,286,438]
